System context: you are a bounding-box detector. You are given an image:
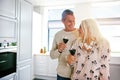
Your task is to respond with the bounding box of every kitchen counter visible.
[0,46,17,53]
[34,52,50,56]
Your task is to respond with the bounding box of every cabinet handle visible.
[0,60,7,64]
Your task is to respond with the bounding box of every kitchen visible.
[0,0,120,80]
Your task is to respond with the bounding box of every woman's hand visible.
[67,54,76,65]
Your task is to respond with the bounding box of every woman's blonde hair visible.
[80,18,109,50]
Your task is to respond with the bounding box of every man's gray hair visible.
[62,9,74,20]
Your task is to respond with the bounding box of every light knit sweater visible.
[50,29,79,78]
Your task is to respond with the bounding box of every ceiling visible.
[32,0,119,6]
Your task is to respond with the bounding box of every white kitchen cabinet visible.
[0,73,16,80]
[0,0,33,79]
[0,0,17,42]
[9,78,14,80]
[17,63,32,80]
[0,0,16,19]
[18,0,32,61]
[17,0,32,80]
[34,54,57,79]
[48,57,58,77]
[0,0,17,80]
[0,17,17,42]
[34,55,48,76]
[0,18,16,39]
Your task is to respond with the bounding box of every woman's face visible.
[79,25,84,38]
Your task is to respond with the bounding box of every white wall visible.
[34,6,48,51]
[32,11,42,79]
[74,3,93,28]
[32,11,42,54]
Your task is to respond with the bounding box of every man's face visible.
[62,15,75,31]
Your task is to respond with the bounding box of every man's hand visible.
[58,42,66,53]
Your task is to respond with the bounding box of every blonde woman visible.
[67,18,111,80]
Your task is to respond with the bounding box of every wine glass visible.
[63,37,69,44]
[69,49,76,56]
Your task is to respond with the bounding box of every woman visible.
[67,18,111,80]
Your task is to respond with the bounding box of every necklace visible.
[80,41,95,52]
[84,41,94,50]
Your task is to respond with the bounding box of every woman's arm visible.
[99,41,111,80]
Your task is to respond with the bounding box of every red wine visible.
[63,38,68,44]
[69,49,76,55]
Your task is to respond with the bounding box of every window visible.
[48,20,63,51]
[97,18,120,53]
[91,1,120,55]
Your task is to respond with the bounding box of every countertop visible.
[0,46,17,53]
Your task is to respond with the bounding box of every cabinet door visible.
[0,0,16,19]
[34,55,58,77]
[0,18,16,39]
[34,55,48,76]
[18,65,31,80]
[19,0,32,61]
[48,57,57,76]
[0,73,16,80]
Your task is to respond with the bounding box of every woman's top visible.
[71,38,111,80]
[50,29,79,78]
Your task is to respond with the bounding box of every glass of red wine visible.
[69,49,76,56]
[63,38,69,44]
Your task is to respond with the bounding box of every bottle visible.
[44,47,46,53]
[40,48,43,53]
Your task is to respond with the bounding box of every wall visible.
[32,11,42,54]
[33,6,48,51]
[74,3,93,28]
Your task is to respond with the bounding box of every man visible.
[50,9,79,80]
